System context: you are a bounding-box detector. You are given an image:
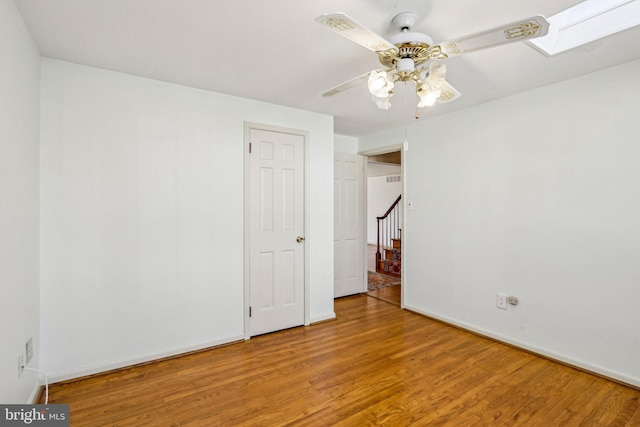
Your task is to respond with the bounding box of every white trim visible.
[45,335,245,384]
[303,130,311,327]
[334,151,367,297]
[358,144,403,158]
[529,0,640,56]
[404,304,640,389]
[243,122,311,339]
[243,122,252,339]
[360,143,405,307]
[361,158,369,294]
[28,380,43,404]
[399,148,405,309]
[310,312,336,324]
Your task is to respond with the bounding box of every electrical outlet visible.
[26,338,33,363]
[18,355,24,377]
[496,293,507,310]
[508,296,519,306]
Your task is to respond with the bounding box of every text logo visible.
[0,405,69,426]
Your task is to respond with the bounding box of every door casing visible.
[334,151,366,297]
[359,145,405,308]
[243,122,311,339]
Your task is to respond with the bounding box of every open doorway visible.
[366,151,402,306]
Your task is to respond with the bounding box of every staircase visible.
[378,237,401,277]
[376,195,402,277]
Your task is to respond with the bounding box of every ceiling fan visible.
[316,11,550,111]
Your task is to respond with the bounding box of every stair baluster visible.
[376,195,402,277]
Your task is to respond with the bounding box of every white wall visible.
[334,134,358,154]
[0,1,41,403]
[360,60,640,387]
[367,175,402,244]
[40,59,335,381]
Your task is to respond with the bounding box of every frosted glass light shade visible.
[372,95,392,110]
[417,86,441,107]
[368,70,394,98]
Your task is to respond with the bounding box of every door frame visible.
[243,122,311,339]
[334,152,367,297]
[359,144,405,308]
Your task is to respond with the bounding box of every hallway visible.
[367,244,401,306]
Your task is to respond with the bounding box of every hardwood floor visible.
[43,295,639,426]
[367,283,401,306]
[368,244,401,306]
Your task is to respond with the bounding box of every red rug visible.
[368,271,401,290]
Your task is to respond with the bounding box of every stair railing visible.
[376,195,402,273]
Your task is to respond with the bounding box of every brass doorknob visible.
[296,236,305,243]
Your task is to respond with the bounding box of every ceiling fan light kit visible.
[417,86,440,108]
[316,11,550,113]
[368,70,394,97]
[368,70,394,110]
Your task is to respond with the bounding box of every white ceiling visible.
[15,0,640,136]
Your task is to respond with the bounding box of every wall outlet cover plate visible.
[496,293,507,310]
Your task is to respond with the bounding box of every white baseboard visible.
[47,314,338,384]
[404,304,640,389]
[310,312,336,325]
[46,335,245,384]
[28,380,43,404]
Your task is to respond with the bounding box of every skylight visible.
[529,0,640,56]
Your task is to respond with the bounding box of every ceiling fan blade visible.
[426,61,447,82]
[437,80,461,104]
[320,71,373,97]
[428,15,550,59]
[316,12,398,54]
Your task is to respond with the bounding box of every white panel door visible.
[249,128,305,336]
[334,152,365,297]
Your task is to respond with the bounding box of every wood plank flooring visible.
[367,283,401,306]
[43,295,639,426]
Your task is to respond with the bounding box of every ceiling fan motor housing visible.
[392,12,418,32]
[379,31,434,75]
[380,13,434,73]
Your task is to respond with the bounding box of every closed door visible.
[334,152,365,297]
[248,128,305,336]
